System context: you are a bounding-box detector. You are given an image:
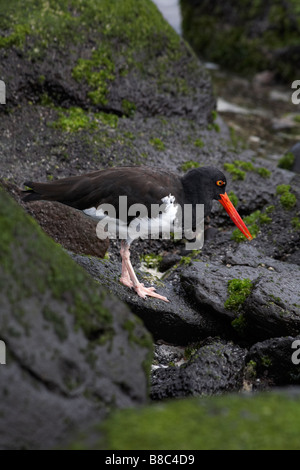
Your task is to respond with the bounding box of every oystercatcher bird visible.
[23,166,252,302]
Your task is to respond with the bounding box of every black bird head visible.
[182,166,252,240]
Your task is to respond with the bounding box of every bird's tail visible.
[22,174,95,209]
[22,181,63,202]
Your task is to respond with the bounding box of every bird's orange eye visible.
[216,180,225,187]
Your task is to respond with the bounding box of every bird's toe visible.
[134,283,169,302]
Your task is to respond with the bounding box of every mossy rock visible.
[0,0,213,122]
[68,389,300,449]
[0,186,152,450]
[180,0,300,82]
[0,0,217,189]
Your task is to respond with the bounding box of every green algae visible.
[140,254,163,270]
[149,138,165,151]
[276,185,297,210]
[278,152,295,170]
[291,217,300,231]
[181,160,200,172]
[68,390,300,450]
[0,185,113,341]
[1,0,184,100]
[224,161,271,181]
[224,278,253,311]
[223,163,245,181]
[72,45,115,106]
[51,107,119,132]
[227,190,239,208]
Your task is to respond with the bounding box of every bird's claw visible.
[134,283,169,302]
[120,276,134,289]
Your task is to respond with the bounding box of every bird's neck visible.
[181,171,213,216]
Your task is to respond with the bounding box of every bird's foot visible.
[120,275,134,289]
[134,282,169,303]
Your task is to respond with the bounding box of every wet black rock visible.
[151,338,246,400]
[182,245,300,343]
[247,336,300,385]
[70,252,229,345]
[0,187,152,450]
[158,253,181,272]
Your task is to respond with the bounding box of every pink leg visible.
[119,241,169,302]
[120,241,134,289]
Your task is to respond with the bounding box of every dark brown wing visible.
[23,166,185,214]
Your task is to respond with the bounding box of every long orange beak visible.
[219,193,253,240]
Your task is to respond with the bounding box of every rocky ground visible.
[1,0,300,450]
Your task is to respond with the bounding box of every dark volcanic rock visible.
[0,187,152,450]
[247,336,300,385]
[3,181,109,257]
[0,0,217,189]
[182,245,300,342]
[151,338,246,399]
[70,252,229,345]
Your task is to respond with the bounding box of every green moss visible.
[256,167,271,179]
[278,152,295,170]
[227,190,239,208]
[224,161,271,181]
[149,138,165,151]
[39,92,55,107]
[51,107,118,132]
[291,217,300,231]
[261,356,272,368]
[233,160,254,171]
[265,205,275,214]
[52,107,94,132]
[140,254,163,270]
[207,122,220,132]
[276,185,297,210]
[211,110,218,121]
[280,192,297,210]
[97,113,119,128]
[258,213,272,224]
[224,278,253,311]
[179,250,201,266]
[0,23,30,48]
[0,1,83,50]
[72,45,115,106]
[121,99,136,117]
[194,138,204,148]
[184,345,199,361]
[276,184,291,195]
[0,185,114,342]
[223,163,246,181]
[1,0,183,105]
[69,390,300,449]
[245,360,257,380]
[181,160,200,172]
[231,314,247,334]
